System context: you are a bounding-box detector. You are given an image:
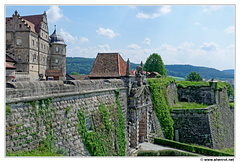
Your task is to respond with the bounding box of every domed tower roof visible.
[49,26,65,45]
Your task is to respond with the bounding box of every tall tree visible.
[186,71,203,81]
[144,53,167,76]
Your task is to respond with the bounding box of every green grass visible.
[171,102,209,109]
[220,148,234,154]
[168,76,185,81]
[176,81,210,88]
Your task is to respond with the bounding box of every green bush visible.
[154,137,234,156]
[229,103,234,109]
[137,149,199,156]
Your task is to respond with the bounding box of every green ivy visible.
[76,91,126,156]
[65,106,72,115]
[6,105,11,116]
[147,78,174,140]
[114,89,126,156]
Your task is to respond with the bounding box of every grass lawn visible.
[171,102,209,109]
[220,147,234,154]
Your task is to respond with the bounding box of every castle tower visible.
[48,26,66,80]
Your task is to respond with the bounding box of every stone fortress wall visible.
[6,79,128,155]
[171,86,234,149]
[5,79,234,155]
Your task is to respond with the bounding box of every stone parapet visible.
[6,79,125,100]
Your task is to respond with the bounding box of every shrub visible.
[154,137,234,156]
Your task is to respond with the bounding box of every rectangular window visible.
[32,40,34,47]
[85,116,94,131]
[16,38,22,46]
[56,47,59,52]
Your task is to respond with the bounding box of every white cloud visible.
[202,6,222,13]
[79,37,89,44]
[46,6,63,23]
[98,44,111,52]
[67,44,112,58]
[142,38,151,45]
[136,6,171,19]
[178,42,194,51]
[96,27,119,38]
[67,41,234,71]
[200,42,219,51]
[128,43,141,49]
[59,28,77,43]
[227,44,234,50]
[194,22,202,26]
[224,26,234,34]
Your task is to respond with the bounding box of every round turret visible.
[49,28,65,45]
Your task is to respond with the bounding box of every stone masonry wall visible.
[171,106,214,148]
[6,79,128,156]
[171,88,234,149]
[177,86,215,105]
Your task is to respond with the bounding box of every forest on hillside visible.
[66,57,234,80]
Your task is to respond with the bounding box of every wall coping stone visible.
[6,87,127,104]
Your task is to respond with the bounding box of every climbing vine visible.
[114,89,126,156]
[27,98,57,152]
[147,78,174,140]
[76,90,126,156]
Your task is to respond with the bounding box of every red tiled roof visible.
[21,14,43,34]
[90,53,127,77]
[6,62,16,69]
[45,70,63,76]
[6,13,44,34]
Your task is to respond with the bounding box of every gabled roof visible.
[90,53,127,77]
[6,11,45,34]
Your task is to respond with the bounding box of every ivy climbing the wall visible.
[27,98,57,152]
[147,78,175,140]
[77,90,126,156]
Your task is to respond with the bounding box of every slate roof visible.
[50,29,65,44]
[90,53,127,77]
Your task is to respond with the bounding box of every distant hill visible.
[66,57,234,80]
[222,69,234,75]
[165,65,234,80]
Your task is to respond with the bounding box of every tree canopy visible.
[186,71,203,81]
[143,53,167,76]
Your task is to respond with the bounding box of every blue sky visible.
[5,5,235,70]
